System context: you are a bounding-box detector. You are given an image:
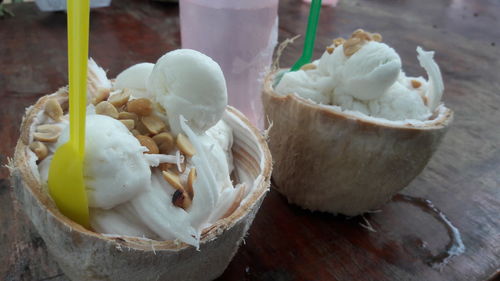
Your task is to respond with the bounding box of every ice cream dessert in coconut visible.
[262,29,453,216]
[10,49,271,281]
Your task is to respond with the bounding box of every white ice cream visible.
[335,42,401,101]
[55,114,152,210]
[276,40,444,122]
[114,62,154,98]
[148,49,228,135]
[87,118,236,246]
[38,51,238,248]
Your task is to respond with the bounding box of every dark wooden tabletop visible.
[1,0,499,280]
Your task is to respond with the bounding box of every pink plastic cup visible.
[180,0,279,128]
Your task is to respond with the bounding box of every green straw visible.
[290,0,322,71]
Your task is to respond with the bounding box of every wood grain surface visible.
[1,0,499,280]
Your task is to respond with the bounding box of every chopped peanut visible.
[95,101,119,119]
[153,132,175,154]
[92,87,110,105]
[186,167,196,199]
[29,141,48,161]
[371,33,382,42]
[119,119,135,130]
[118,111,139,123]
[135,120,151,136]
[176,133,196,157]
[333,37,345,47]
[351,29,371,41]
[127,98,152,116]
[300,63,317,71]
[142,115,167,135]
[162,170,184,191]
[108,90,130,108]
[343,37,364,57]
[44,99,63,122]
[136,135,159,154]
[34,124,61,143]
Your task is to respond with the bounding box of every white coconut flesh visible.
[31,50,245,248]
[275,35,446,125]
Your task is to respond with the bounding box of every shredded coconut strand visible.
[180,116,219,234]
[417,47,445,112]
[143,154,178,167]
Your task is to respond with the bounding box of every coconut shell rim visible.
[13,88,272,252]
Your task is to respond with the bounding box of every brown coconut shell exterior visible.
[10,89,272,281]
[262,70,453,216]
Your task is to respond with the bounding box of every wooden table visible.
[1,0,499,280]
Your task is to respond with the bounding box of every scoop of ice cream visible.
[275,69,331,104]
[57,114,151,209]
[115,63,154,98]
[115,63,154,91]
[36,57,238,248]
[91,119,236,247]
[367,80,431,120]
[277,42,401,104]
[148,49,227,135]
[335,41,401,101]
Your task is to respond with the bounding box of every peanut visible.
[162,170,184,191]
[135,120,150,135]
[29,141,48,161]
[176,133,196,157]
[142,115,167,135]
[127,98,152,116]
[333,37,346,47]
[44,99,63,122]
[371,33,382,42]
[108,90,130,108]
[118,111,139,123]
[186,167,196,199]
[34,124,61,143]
[119,119,135,130]
[91,87,110,105]
[300,63,317,71]
[136,135,159,154]
[343,37,364,57]
[351,29,371,41]
[153,132,175,154]
[95,101,119,119]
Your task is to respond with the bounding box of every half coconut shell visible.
[10,88,272,281]
[262,70,453,216]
